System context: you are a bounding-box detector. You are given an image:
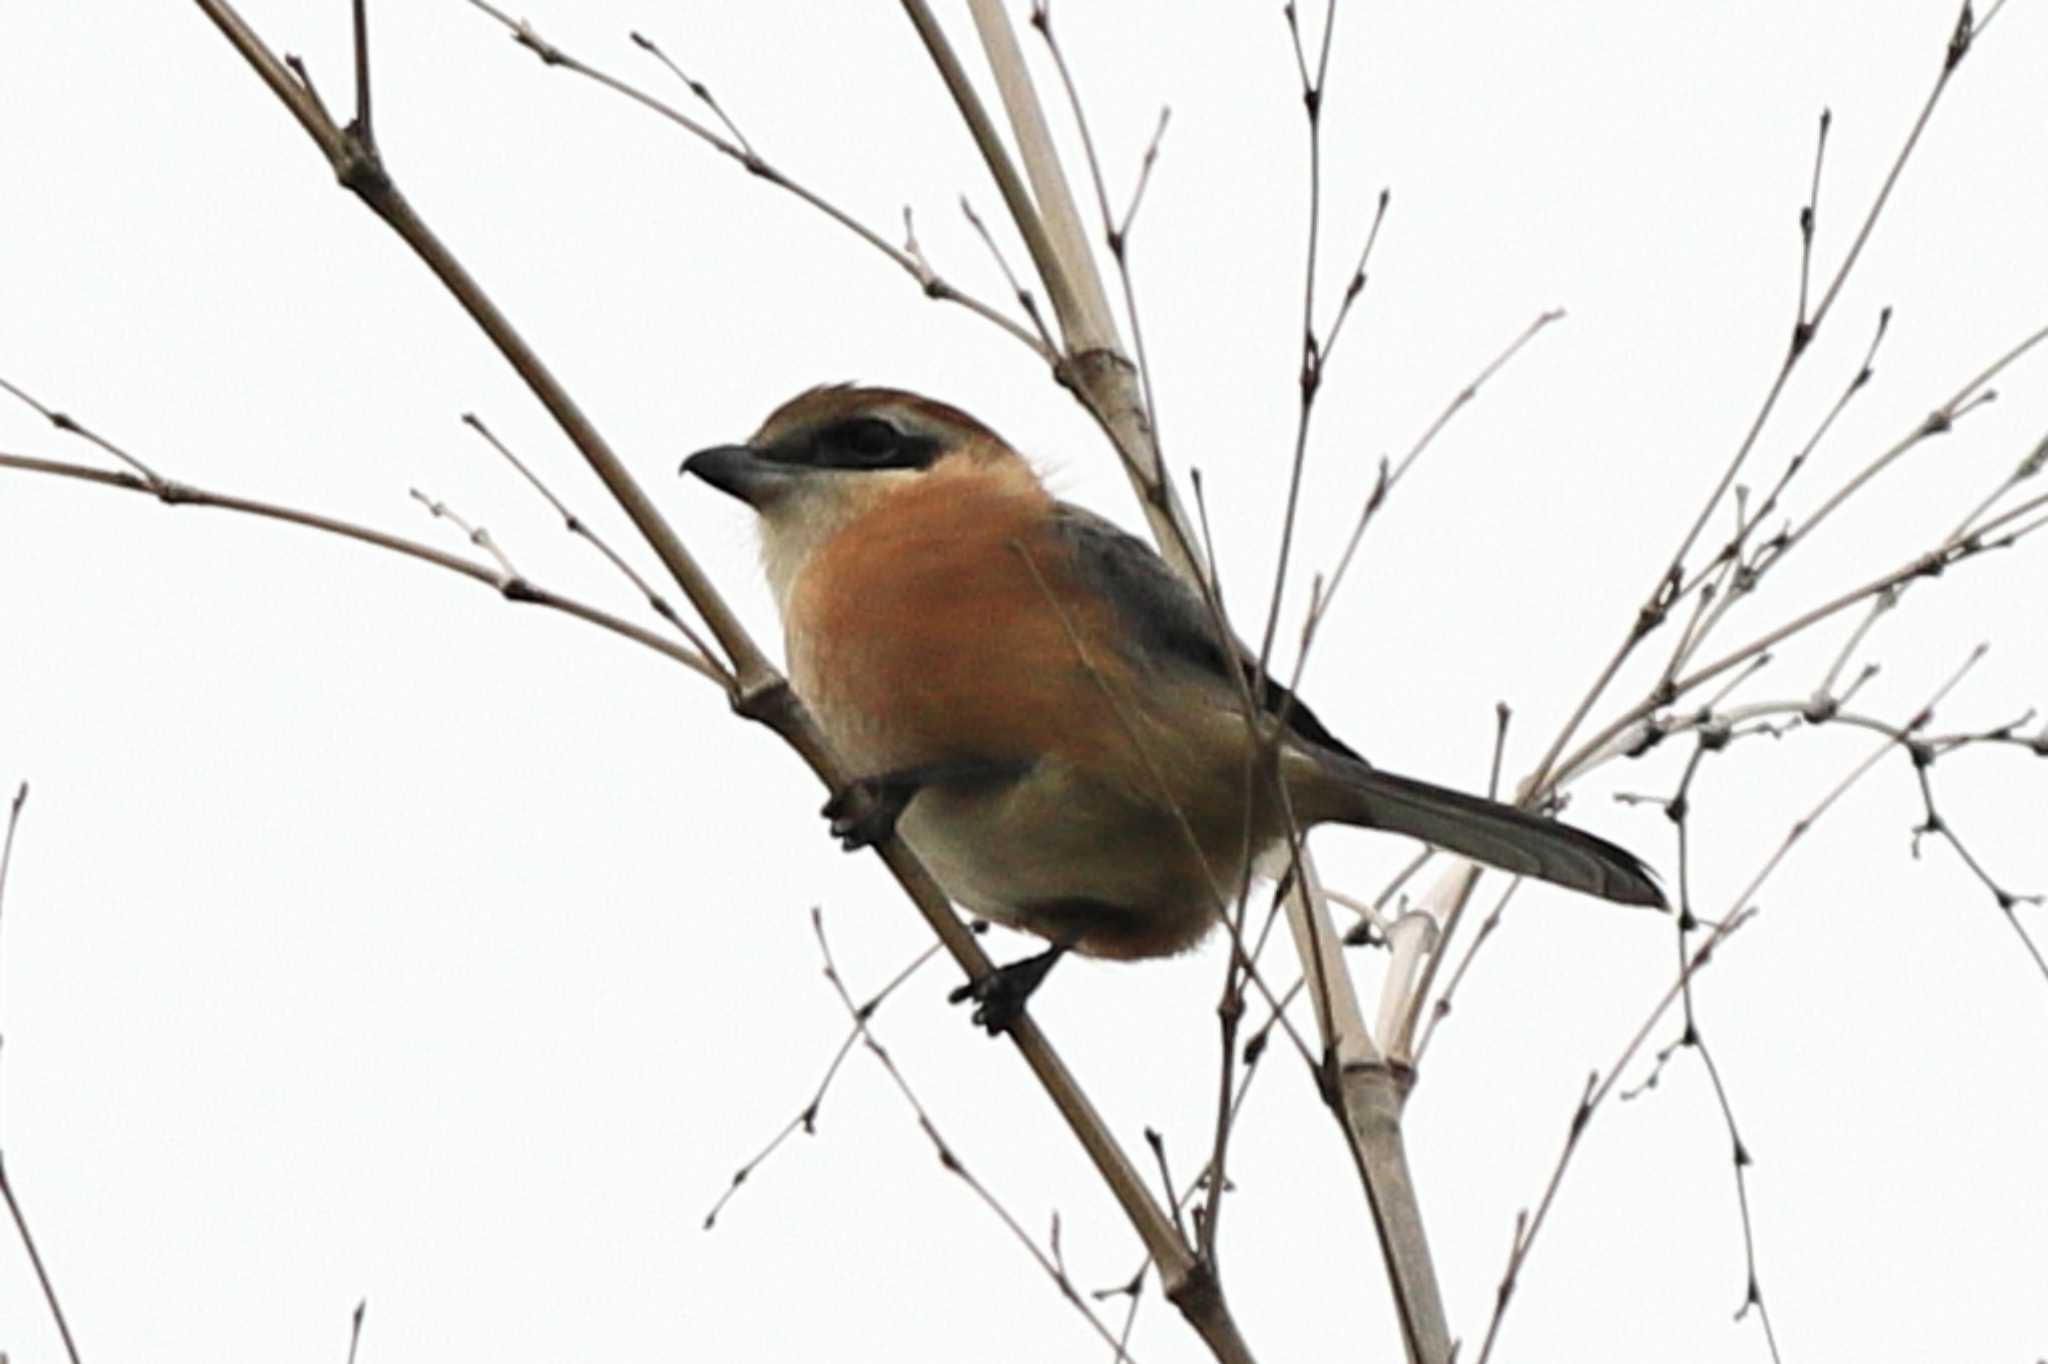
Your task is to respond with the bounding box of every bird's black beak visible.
[681,444,788,509]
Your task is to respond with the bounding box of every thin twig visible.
[1793,109,1832,344]
[1696,1040,1782,1362]
[1475,647,1988,1363]
[1546,486,2048,791]
[2,450,722,683]
[1029,3,1173,462]
[810,911,1133,1358]
[1616,726,1783,1362]
[1256,0,1342,685]
[409,486,522,580]
[457,3,1053,361]
[1318,190,1391,370]
[1771,322,2046,573]
[1529,10,1996,795]
[962,197,1060,357]
[1007,544,1313,1068]
[1661,307,1893,679]
[0,373,167,486]
[460,413,724,671]
[629,33,754,156]
[348,0,372,146]
[703,943,943,1229]
[0,783,84,1364]
[1310,311,1564,665]
[1410,878,1523,1065]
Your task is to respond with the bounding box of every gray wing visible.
[1051,505,1666,909]
[1050,502,1362,761]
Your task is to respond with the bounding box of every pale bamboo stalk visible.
[935,6,1445,1361]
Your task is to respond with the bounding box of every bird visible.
[683,385,1664,1031]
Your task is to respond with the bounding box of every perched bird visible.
[684,386,1663,1030]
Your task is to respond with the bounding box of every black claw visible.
[823,760,1028,853]
[821,778,912,851]
[948,944,1069,1036]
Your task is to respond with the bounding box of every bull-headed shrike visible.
[685,386,1663,1030]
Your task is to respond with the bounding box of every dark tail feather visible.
[1299,757,1666,909]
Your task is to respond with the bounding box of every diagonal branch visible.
[457,5,1052,361]
[0,448,721,680]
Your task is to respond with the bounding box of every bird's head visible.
[683,385,1035,606]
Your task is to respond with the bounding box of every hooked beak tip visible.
[681,444,775,506]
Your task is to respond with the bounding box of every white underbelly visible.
[893,758,1249,958]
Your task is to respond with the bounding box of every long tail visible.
[1293,755,1666,909]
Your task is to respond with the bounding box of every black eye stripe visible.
[769,415,944,471]
[827,417,904,458]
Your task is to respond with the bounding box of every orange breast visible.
[784,470,1132,776]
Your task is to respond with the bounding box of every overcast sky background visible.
[2,3,2045,1362]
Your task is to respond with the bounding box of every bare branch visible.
[456,3,1053,360]
[2,449,722,683]
[962,197,1060,356]
[1477,647,1988,1363]
[1,373,167,486]
[1547,440,2048,791]
[409,486,522,581]
[1793,109,1832,346]
[810,910,1134,1358]
[1530,14,2000,794]
[1307,310,1564,673]
[0,784,85,1364]
[460,413,723,669]
[704,942,943,1229]
[1030,3,1177,470]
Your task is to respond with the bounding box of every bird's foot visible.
[823,760,1030,852]
[821,776,918,851]
[948,944,1069,1036]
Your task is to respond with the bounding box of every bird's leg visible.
[949,942,1070,1036]
[821,759,1028,851]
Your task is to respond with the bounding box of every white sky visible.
[3,3,2045,1362]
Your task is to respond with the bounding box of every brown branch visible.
[960,196,1060,357]
[0,784,85,1364]
[0,374,167,486]
[456,4,1053,361]
[459,413,723,672]
[1,450,722,684]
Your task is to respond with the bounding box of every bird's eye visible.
[799,414,942,470]
[822,417,904,463]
